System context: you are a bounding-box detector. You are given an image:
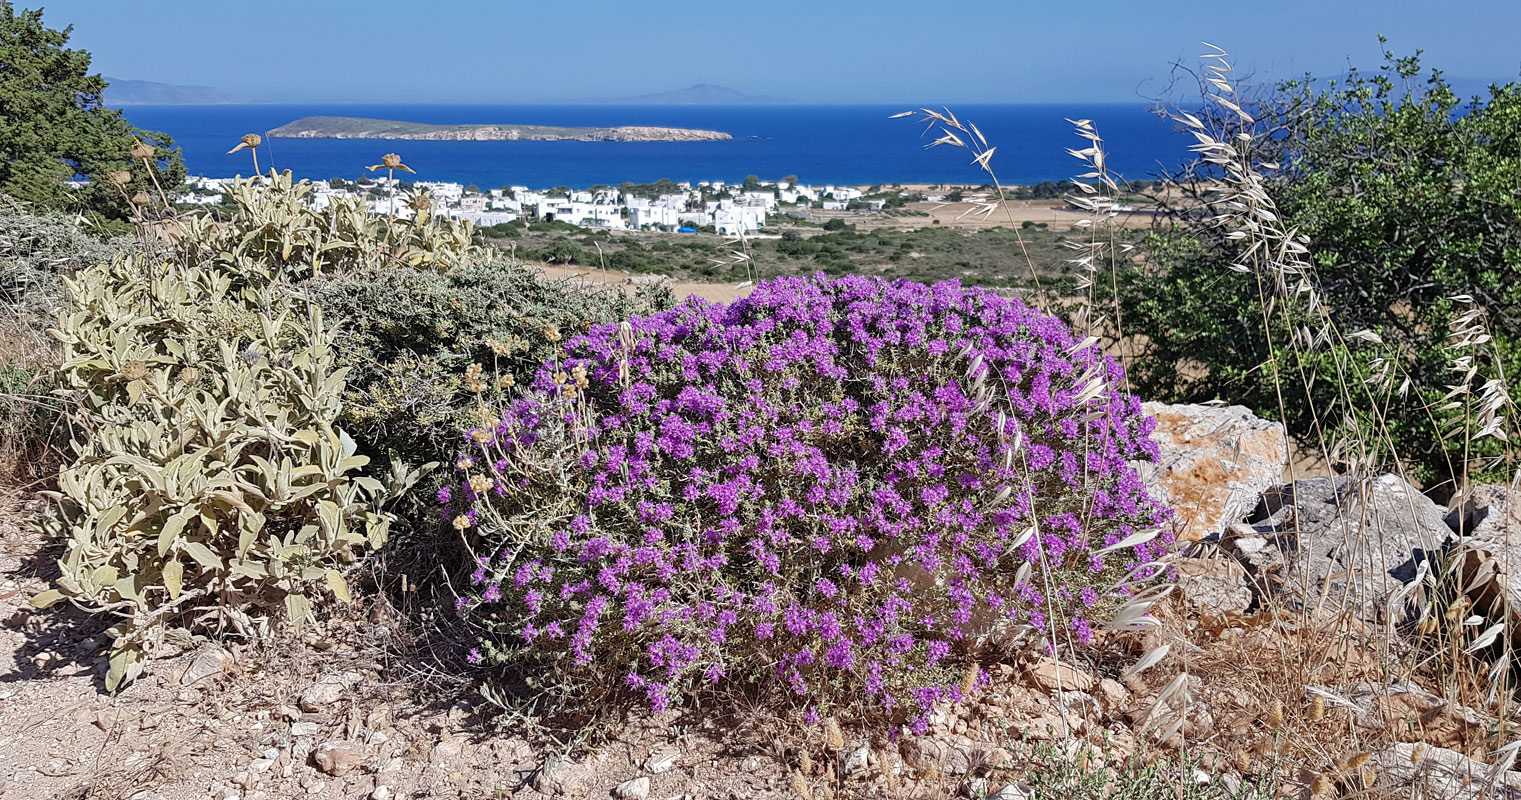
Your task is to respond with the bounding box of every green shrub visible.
[1115,52,1521,490]
[304,258,672,515]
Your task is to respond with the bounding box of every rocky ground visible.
[5,404,1521,800]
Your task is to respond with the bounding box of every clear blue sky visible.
[26,0,1521,104]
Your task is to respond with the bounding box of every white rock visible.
[371,787,394,800]
[298,671,364,712]
[614,776,651,799]
[1374,742,1521,799]
[645,748,679,774]
[838,742,870,777]
[289,721,319,737]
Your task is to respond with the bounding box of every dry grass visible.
[901,42,1521,798]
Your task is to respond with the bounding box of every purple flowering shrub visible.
[446,274,1169,730]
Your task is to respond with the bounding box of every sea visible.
[119,104,1190,189]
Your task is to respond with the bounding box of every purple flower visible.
[449,274,1171,728]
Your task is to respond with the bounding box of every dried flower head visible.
[129,191,151,206]
[227,133,262,154]
[542,325,561,342]
[452,515,472,531]
[1309,694,1325,722]
[1346,751,1370,771]
[469,475,493,494]
[107,170,132,188]
[1268,700,1285,729]
[120,361,148,382]
[1309,773,1331,796]
[129,141,155,161]
[177,367,201,387]
[470,429,493,444]
[367,153,416,174]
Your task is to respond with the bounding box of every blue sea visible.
[120,104,1189,189]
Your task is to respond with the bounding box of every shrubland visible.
[2,16,1519,795]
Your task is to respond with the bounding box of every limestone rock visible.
[1022,658,1096,694]
[1251,474,1451,623]
[900,738,971,775]
[312,741,364,777]
[1373,743,1521,799]
[299,671,364,712]
[1173,557,1252,614]
[1136,402,1288,542]
[614,776,651,799]
[1448,484,1520,539]
[533,761,590,796]
[644,747,678,774]
[837,742,870,777]
[178,646,234,686]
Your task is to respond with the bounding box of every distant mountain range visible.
[583,84,795,106]
[103,77,243,106]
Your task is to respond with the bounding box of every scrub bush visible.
[446,274,1169,729]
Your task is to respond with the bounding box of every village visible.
[175,175,919,235]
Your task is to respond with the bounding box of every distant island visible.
[267,116,732,142]
[103,77,243,106]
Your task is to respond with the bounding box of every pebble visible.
[614,776,651,799]
[645,747,679,774]
[289,721,320,737]
[371,788,394,800]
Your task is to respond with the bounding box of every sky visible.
[26,0,1521,104]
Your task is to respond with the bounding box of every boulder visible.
[1448,483,1521,539]
[1247,474,1451,623]
[1445,485,1521,626]
[1136,402,1288,542]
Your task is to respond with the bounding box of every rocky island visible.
[266,116,732,142]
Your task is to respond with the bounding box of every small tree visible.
[0,2,184,224]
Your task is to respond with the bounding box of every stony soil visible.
[6,482,1520,800]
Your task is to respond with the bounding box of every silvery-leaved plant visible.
[35,251,404,690]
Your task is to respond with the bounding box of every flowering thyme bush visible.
[446,274,1169,729]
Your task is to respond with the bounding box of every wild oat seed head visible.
[824,718,843,750]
